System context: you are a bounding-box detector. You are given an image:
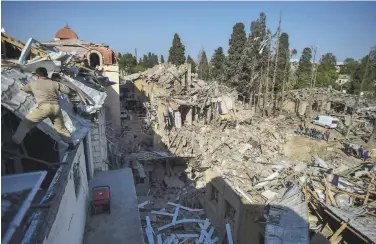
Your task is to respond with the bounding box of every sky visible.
[2,1,376,62]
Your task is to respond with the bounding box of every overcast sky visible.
[2,1,376,62]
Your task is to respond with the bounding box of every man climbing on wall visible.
[12,67,75,150]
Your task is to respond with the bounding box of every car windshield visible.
[332,120,338,124]
[314,116,319,120]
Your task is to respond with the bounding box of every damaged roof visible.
[265,184,309,244]
[327,205,376,243]
[1,68,92,144]
[1,34,109,145]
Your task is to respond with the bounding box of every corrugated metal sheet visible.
[63,75,107,110]
[1,68,92,145]
[327,205,376,243]
[265,184,309,244]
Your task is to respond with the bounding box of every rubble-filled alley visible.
[121,63,376,244]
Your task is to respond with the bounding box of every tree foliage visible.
[340,58,359,76]
[168,33,186,65]
[139,53,159,68]
[225,22,247,85]
[295,47,313,88]
[210,47,226,81]
[237,12,268,95]
[348,47,376,95]
[316,53,339,87]
[197,49,209,80]
[275,33,290,92]
[119,53,137,75]
[161,55,165,63]
[186,55,197,73]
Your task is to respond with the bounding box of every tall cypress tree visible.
[161,55,165,63]
[168,33,186,65]
[238,12,267,95]
[296,47,312,88]
[210,47,226,81]
[186,55,197,73]
[226,23,247,84]
[276,33,290,92]
[198,50,209,80]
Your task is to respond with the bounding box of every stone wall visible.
[90,107,108,171]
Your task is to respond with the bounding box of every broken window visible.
[73,162,81,199]
[210,184,219,204]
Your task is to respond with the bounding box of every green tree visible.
[296,47,313,88]
[168,33,186,65]
[119,53,137,75]
[316,53,339,87]
[186,55,196,73]
[161,55,165,63]
[226,22,247,85]
[210,47,226,81]
[349,47,376,95]
[340,58,359,76]
[118,52,122,58]
[142,55,148,67]
[197,50,209,80]
[276,33,290,92]
[238,12,268,95]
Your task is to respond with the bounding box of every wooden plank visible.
[329,222,347,244]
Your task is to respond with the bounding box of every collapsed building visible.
[1,30,131,243]
[121,63,376,243]
[2,26,376,243]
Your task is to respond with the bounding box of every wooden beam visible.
[363,176,375,206]
[329,222,347,243]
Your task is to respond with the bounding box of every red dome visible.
[55,24,78,40]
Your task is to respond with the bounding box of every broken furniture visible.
[91,186,111,215]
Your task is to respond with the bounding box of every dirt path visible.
[284,135,328,162]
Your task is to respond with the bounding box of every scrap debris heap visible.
[122,63,376,243]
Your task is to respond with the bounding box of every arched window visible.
[89,53,101,68]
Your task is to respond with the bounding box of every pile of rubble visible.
[123,63,234,107]
[122,62,376,243]
[165,115,296,190]
[138,201,228,244]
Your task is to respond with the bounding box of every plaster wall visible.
[42,142,89,244]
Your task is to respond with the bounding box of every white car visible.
[312,115,339,129]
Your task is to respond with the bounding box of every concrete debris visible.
[261,190,279,200]
[163,176,184,189]
[121,63,376,244]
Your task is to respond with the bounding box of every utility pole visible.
[271,12,282,111]
[346,53,371,138]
